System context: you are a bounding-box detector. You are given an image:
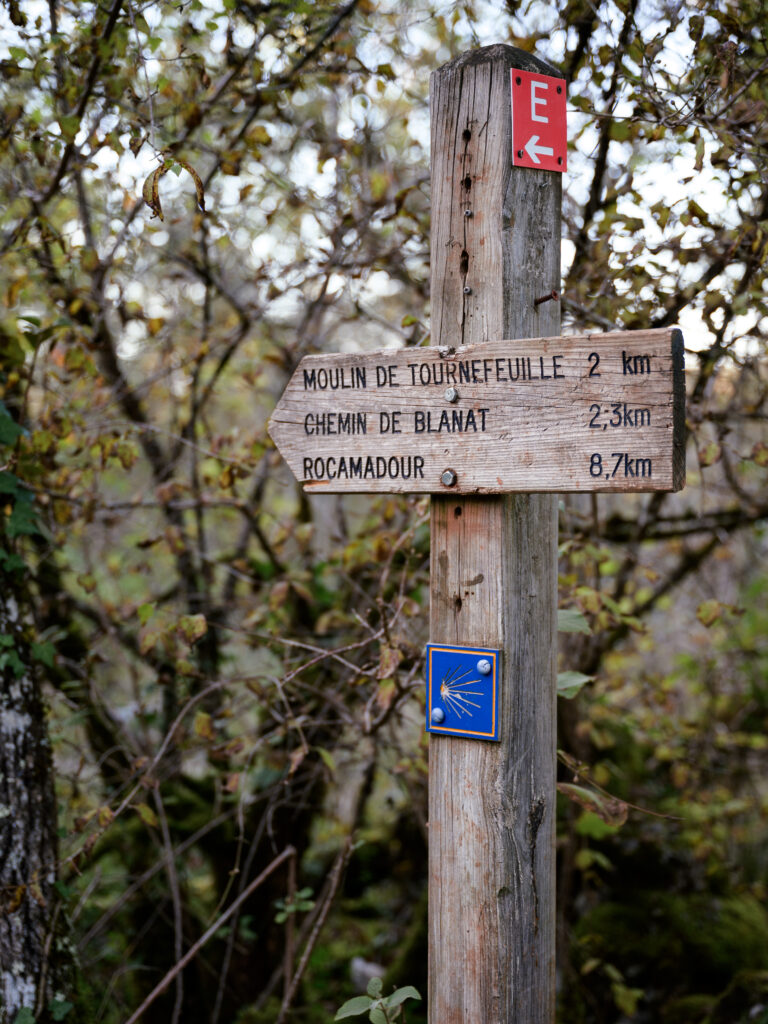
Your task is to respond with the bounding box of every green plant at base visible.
[274,886,315,924]
[335,977,421,1023]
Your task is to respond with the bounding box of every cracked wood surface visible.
[428,44,560,1023]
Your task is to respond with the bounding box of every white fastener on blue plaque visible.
[425,644,501,742]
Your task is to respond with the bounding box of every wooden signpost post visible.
[269,44,685,1024]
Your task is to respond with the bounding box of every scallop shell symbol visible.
[439,663,484,718]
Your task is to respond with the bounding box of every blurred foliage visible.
[0,0,767,1022]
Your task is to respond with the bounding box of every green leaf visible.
[134,802,158,827]
[366,978,383,999]
[8,46,27,61]
[316,746,336,774]
[13,1009,36,1024]
[7,493,39,538]
[0,548,26,572]
[58,114,81,143]
[383,985,421,1009]
[557,608,591,634]
[558,783,628,827]
[137,603,155,626]
[0,407,23,445]
[178,613,207,643]
[31,641,56,668]
[0,471,20,494]
[557,671,593,699]
[335,995,373,1019]
[368,1009,387,1024]
[49,1000,74,1021]
[576,810,620,840]
[698,441,721,467]
[0,648,26,678]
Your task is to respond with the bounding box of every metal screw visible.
[477,659,492,676]
[464,209,473,217]
[557,156,563,166]
[431,707,446,724]
[441,468,457,487]
[463,285,472,295]
[444,386,459,403]
[557,85,562,94]
[517,149,524,158]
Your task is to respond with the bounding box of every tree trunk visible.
[0,587,61,1022]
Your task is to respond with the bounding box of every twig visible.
[275,837,353,1024]
[1,0,125,255]
[79,810,234,950]
[126,0,157,149]
[153,788,184,1024]
[64,681,231,868]
[284,850,297,1004]
[122,845,295,1024]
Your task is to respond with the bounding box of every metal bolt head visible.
[463,285,472,295]
[464,209,473,217]
[444,386,459,403]
[441,468,457,487]
[477,658,492,675]
[431,707,445,724]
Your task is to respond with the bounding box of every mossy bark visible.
[0,591,64,1022]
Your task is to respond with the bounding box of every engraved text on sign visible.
[268,328,686,494]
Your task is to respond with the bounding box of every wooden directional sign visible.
[268,327,685,494]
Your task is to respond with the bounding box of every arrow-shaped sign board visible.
[268,329,685,495]
[511,68,567,172]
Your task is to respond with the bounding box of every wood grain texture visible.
[268,329,685,493]
[428,45,560,1024]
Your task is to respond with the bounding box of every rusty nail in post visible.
[444,386,459,403]
[534,289,559,307]
[441,468,457,487]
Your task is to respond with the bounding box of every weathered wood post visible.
[269,41,685,1024]
[428,45,562,1022]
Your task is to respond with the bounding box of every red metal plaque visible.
[510,68,567,173]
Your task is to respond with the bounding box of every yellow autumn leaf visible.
[141,163,168,220]
[193,710,215,741]
[134,802,158,827]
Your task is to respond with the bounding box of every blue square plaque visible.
[425,644,501,742]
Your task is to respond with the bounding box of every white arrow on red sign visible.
[524,135,554,164]
[511,67,567,172]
